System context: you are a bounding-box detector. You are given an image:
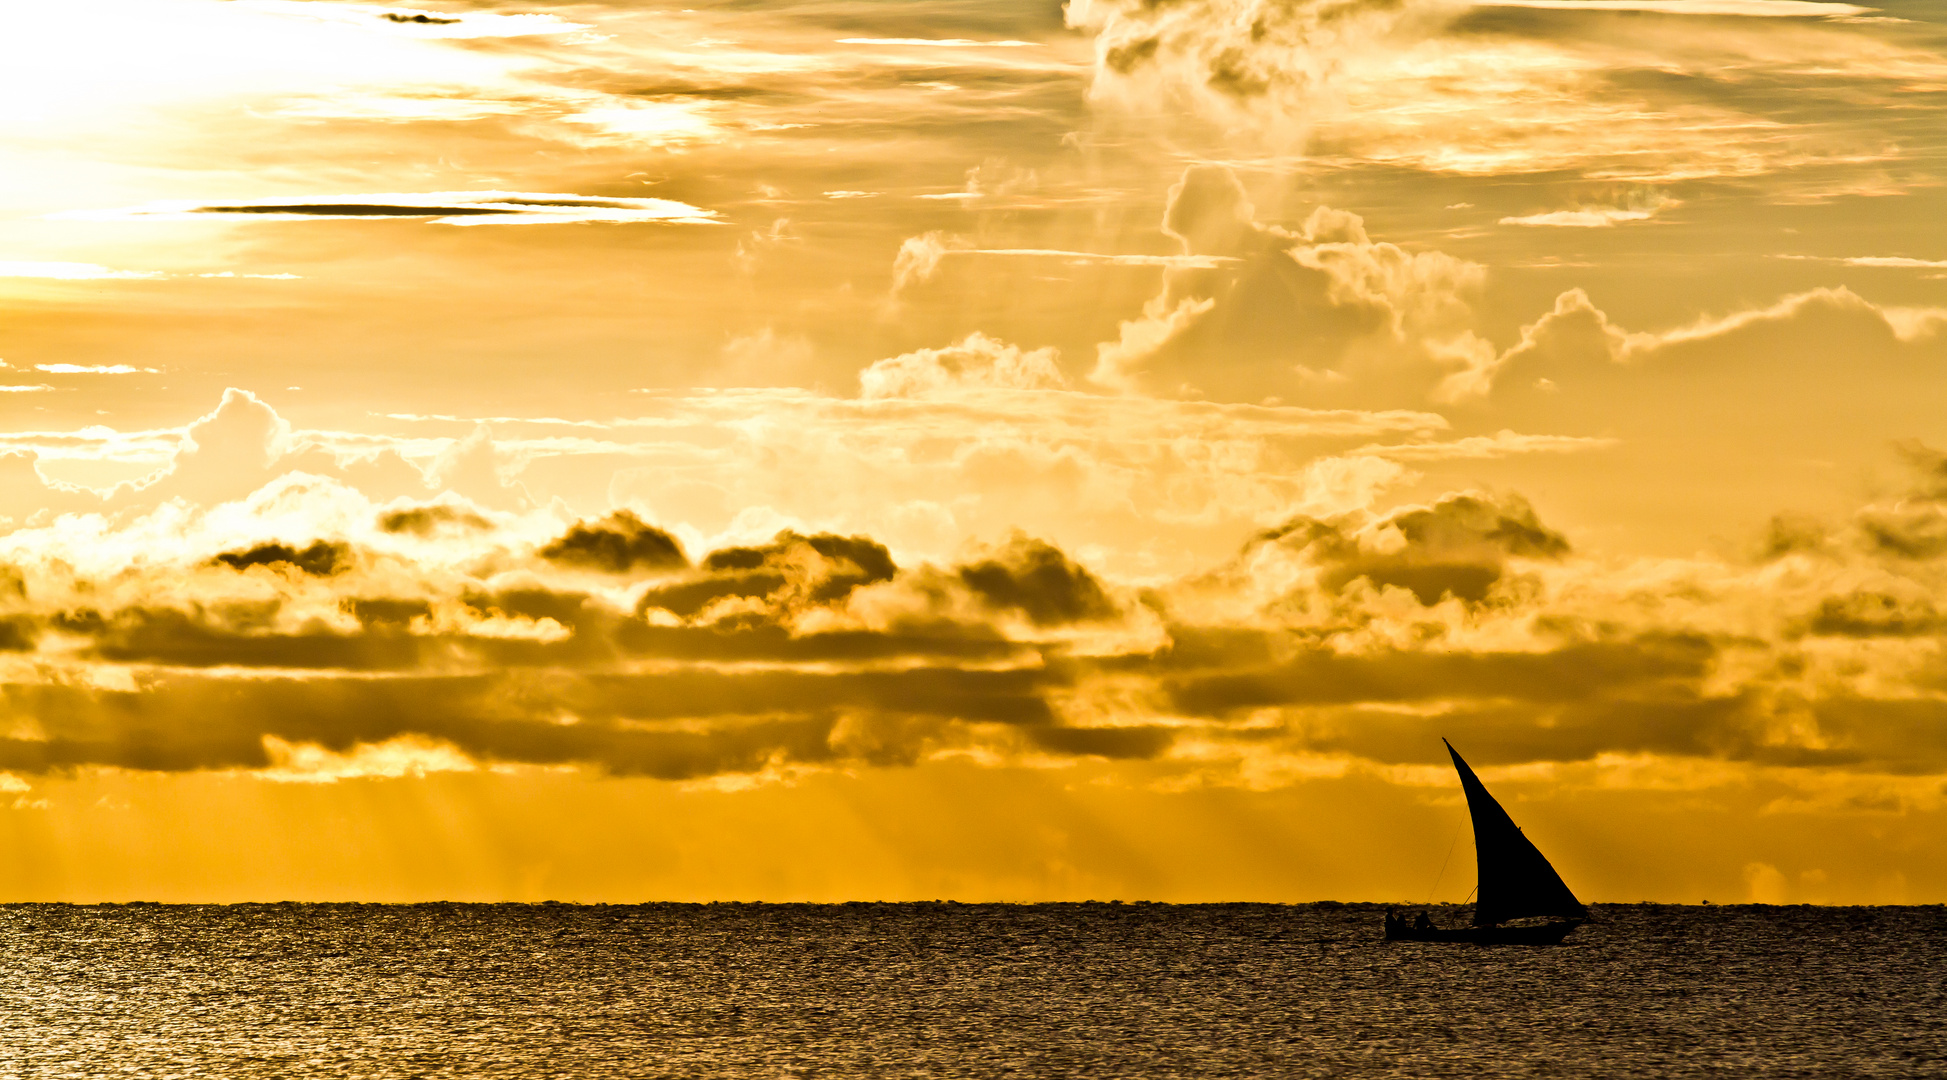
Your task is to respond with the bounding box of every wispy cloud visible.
[59,192,720,227]
[1777,254,1947,269]
[1501,197,1676,227]
[235,1,591,39]
[1476,0,1875,16]
[31,364,160,375]
[956,249,1238,269]
[1349,432,1619,461]
[836,38,1041,47]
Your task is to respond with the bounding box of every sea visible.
[3,902,1942,1078]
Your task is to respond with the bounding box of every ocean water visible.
[3,902,1942,1078]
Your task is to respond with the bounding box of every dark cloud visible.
[1259,492,1567,604]
[957,535,1118,625]
[12,474,1947,787]
[465,587,596,628]
[381,11,462,24]
[1028,724,1174,760]
[1850,442,1947,559]
[640,530,894,615]
[636,573,785,619]
[82,604,420,670]
[195,204,506,218]
[0,659,1064,777]
[614,619,1022,664]
[1803,592,1943,638]
[343,597,433,628]
[188,197,674,220]
[1165,634,1715,714]
[377,503,492,536]
[106,195,718,227]
[539,511,687,574]
[0,616,36,652]
[1761,512,1833,560]
[212,540,351,577]
[1858,505,1947,560]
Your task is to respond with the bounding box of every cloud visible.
[1071,0,1931,181]
[638,530,896,618]
[1348,431,1618,461]
[1500,207,1662,228]
[836,38,1040,48]
[238,1,589,39]
[60,193,720,227]
[4,419,1947,794]
[1501,192,1675,228]
[376,499,493,537]
[859,333,1066,399]
[212,540,352,576]
[1087,165,1493,404]
[1450,284,1947,399]
[382,13,460,27]
[1477,0,1873,16]
[1779,255,1947,270]
[955,534,1120,626]
[31,364,159,375]
[3,387,1463,587]
[891,231,955,294]
[949,250,1236,269]
[539,511,688,574]
[1246,490,1570,605]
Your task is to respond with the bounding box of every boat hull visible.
[1384,920,1581,946]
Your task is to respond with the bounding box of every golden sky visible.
[2,0,1946,903]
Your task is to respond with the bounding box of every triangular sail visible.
[1445,739,1586,927]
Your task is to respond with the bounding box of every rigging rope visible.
[1426,818,1464,904]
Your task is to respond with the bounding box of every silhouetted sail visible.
[1444,739,1586,927]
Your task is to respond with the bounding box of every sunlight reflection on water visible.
[2,902,1942,1078]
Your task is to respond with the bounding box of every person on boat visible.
[1384,909,1402,935]
[1413,911,1434,932]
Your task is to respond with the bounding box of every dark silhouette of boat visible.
[1385,739,1587,945]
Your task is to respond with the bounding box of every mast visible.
[1444,739,1586,927]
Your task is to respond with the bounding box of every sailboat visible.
[1385,739,1588,945]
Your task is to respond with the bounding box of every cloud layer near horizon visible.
[0,390,1944,821]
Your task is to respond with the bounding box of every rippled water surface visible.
[4,902,1944,1078]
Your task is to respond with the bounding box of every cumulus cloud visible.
[212,540,352,576]
[1472,285,1947,398]
[1,423,1946,799]
[377,499,493,537]
[1088,164,1492,403]
[639,530,895,617]
[1245,491,1569,605]
[859,333,1066,399]
[1069,0,1928,181]
[539,511,688,574]
[891,230,956,294]
[955,534,1119,626]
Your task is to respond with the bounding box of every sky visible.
[2,0,1946,903]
